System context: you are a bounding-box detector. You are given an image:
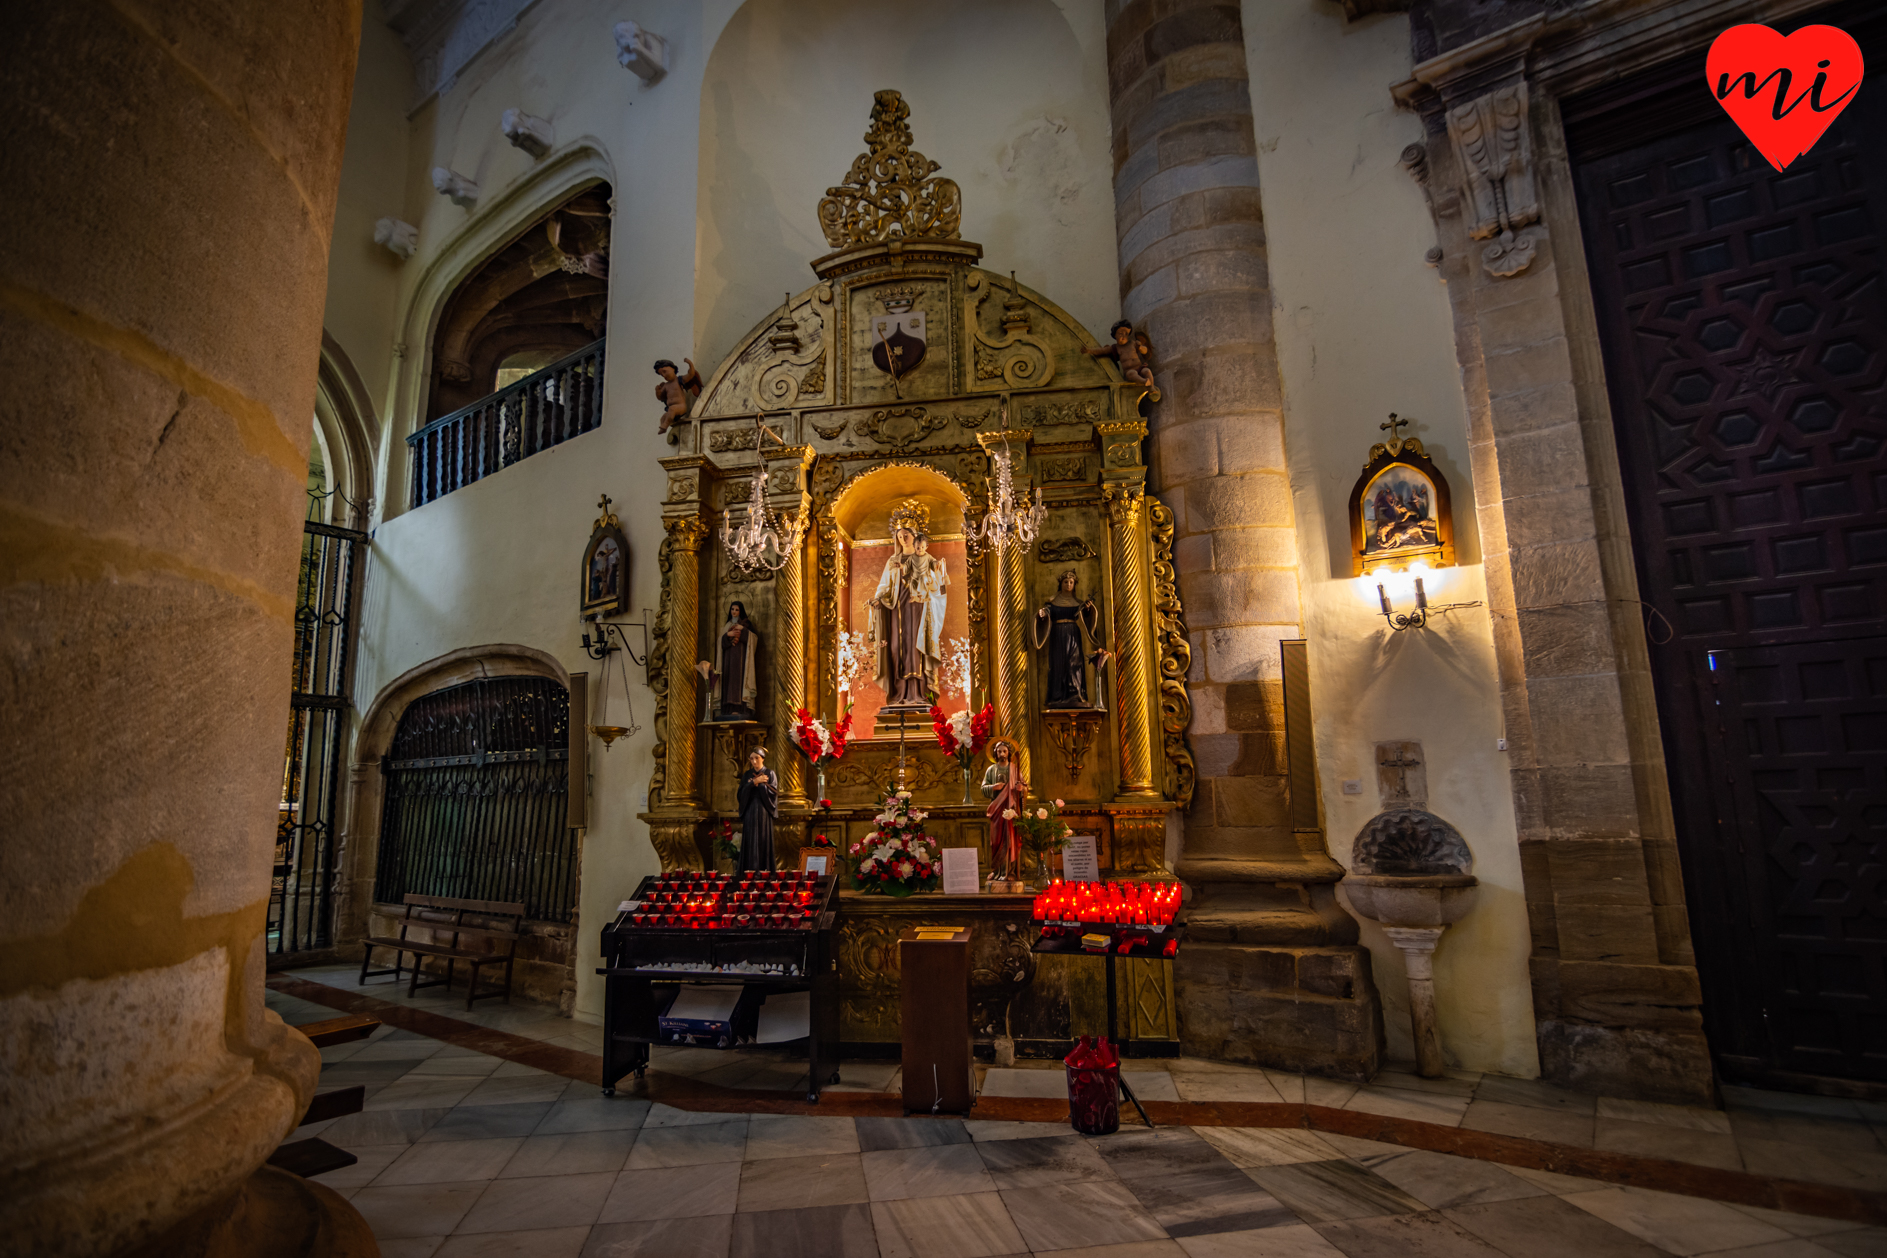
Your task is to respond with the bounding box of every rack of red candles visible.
[1030,880,1184,958]
[618,870,829,932]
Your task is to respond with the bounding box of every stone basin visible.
[1341,872,1478,928]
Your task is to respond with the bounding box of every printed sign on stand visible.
[1062,835,1099,883]
[941,845,981,895]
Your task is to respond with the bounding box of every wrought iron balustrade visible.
[407,338,606,508]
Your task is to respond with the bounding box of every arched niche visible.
[314,331,379,528]
[827,463,971,740]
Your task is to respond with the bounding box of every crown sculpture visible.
[888,498,931,538]
[817,90,962,250]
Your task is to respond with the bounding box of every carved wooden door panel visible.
[1573,76,1887,1083]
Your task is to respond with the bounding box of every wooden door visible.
[1570,42,1887,1085]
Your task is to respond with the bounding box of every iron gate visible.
[374,676,576,921]
[272,511,365,954]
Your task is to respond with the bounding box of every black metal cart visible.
[597,872,841,1103]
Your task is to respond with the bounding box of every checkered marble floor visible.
[268,978,1887,1258]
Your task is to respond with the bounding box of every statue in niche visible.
[737,747,778,872]
[1084,320,1160,402]
[697,601,761,721]
[870,500,949,711]
[1032,570,1110,710]
[981,737,1027,880]
[653,357,701,440]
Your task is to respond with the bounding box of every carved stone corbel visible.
[431,167,478,208]
[614,21,667,83]
[1444,83,1542,278]
[501,108,553,157]
[373,217,418,259]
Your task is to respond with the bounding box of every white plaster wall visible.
[322,10,415,450]
[1243,2,1539,1077]
[695,0,1118,372]
[322,0,1118,1024]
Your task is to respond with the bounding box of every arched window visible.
[372,676,577,921]
[408,183,611,507]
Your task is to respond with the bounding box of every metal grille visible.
[272,509,365,954]
[374,676,576,921]
[407,338,606,508]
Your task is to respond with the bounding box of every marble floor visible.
[268,966,1887,1257]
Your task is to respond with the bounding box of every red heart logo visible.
[1707,24,1864,172]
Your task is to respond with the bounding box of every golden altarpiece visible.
[638,93,1193,1054]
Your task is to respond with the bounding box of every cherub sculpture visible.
[653,358,702,439]
[1084,320,1160,403]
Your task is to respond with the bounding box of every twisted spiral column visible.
[994,537,1031,785]
[771,518,809,808]
[663,516,708,810]
[1106,484,1159,797]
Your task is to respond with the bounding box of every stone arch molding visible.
[334,645,573,945]
[384,141,618,521]
[315,330,378,527]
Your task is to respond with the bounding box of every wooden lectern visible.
[900,928,974,1114]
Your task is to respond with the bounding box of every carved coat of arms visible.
[870,289,926,381]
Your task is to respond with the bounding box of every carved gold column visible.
[662,514,708,811]
[980,430,1034,785]
[1105,483,1159,797]
[765,445,815,809]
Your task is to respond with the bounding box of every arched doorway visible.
[372,675,578,921]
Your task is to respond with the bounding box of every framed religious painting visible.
[581,495,630,618]
[1348,415,1454,575]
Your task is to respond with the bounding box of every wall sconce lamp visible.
[582,618,651,748]
[1378,577,1430,631]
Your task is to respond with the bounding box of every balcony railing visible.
[407,338,606,508]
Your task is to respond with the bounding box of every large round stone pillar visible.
[0,3,363,1255]
[1107,0,1382,1075]
[1106,0,1301,859]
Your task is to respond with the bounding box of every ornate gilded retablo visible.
[817,90,962,250]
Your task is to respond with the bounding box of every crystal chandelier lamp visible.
[974,439,1045,551]
[721,416,808,573]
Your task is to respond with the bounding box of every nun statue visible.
[697,600,761,720]
[737,747,778,872]
[1031,570,1110,709]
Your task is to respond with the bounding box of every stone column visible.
[660,515,709,812]
[0,2,366,1254]
[1103,483,1158,797]
[1107,0,1382,1077]
[1106,0,1302,860]
[1383,926,1448,1078]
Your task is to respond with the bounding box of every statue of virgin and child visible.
[869,499,949,712]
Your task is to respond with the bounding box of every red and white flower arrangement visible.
[929,701,995,772]
[792,706,854,768]
[850,790,940,897]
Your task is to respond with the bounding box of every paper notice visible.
[756,990,811,1043]
[664,985,740,1023]
[803,854,829,876]
[941,845,981,895]
[1062,835,1099,882]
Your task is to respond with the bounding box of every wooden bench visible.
[360,894,525,1008]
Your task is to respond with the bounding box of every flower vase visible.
[961,763,973,806]
[816,764,826,803]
